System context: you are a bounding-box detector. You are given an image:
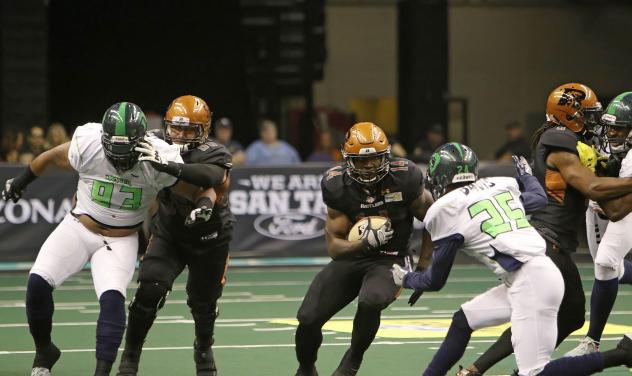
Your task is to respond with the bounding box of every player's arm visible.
[597,190,632,222]
[411,189,434,269]
[184,186,218,226]
[549,150,632,202]
[393,234,464,292]
[2,142,72,203]
[324,206,366,260]
[512,155,546,214]
[135,140,228,187]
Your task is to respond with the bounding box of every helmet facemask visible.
[102,134,142,171]
[164,119,207,148]
[343,148,390,185]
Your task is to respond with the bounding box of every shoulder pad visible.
[321,164,346,205]
[188,141,233,169]
[540,126,578,153]
[390,158,424,199]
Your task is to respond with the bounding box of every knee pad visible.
[358,291,391,311]
[595,262,619,281]
[129,282,169,318]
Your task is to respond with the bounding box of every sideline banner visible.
[0,162,521,261]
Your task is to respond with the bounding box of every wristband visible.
[13,166,38,189]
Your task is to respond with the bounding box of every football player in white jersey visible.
[392,143,632,375]
[566,92,632,356]
[1,102,183,376]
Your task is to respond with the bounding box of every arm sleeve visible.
[515,174,547,214]
[402,234,464,291]
[162,162,227,188]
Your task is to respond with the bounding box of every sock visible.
[538,353,603,375]
[473,328,513,373]
[587,278,618,342]
[424,310,473,376]
[96,290,126,363]
[26,273,55,348]
[295,322,323,368]
[349,303,382,362]
[619,260,632,284]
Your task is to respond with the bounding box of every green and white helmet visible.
[426,142,479,200]
[602,92,632,156]
[101,102,147,171]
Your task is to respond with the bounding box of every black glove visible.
[407,265,426,306]
[2,166,37,203]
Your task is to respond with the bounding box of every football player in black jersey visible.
[117,95,234,376]
[459,84,632,376]
[294,122,434,376]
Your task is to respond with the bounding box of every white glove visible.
[512,155,532,176]
[135,140,169,170]
[391,264,409,287]
[361,218,394,250]
[184,206,213,227]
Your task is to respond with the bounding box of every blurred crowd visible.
[0,118,532,166]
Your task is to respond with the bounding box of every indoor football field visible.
[1,263,632,375]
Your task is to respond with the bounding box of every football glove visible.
[361,218,394,251]
[184,206,213,227]
[2,178,22,203]
[136,140,170,171]
[391,263,408,286]
[512,155,532,176]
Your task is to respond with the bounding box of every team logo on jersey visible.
[366,196,375,204]
[384,192,403,202]
[253,213,326,240]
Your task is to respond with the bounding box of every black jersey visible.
[321,158,424,257]
[530,124,585,251]
[151,139,235,248]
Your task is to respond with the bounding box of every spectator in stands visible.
[0,129,23,163]
[307,128,342,162]
[245,119,300,165]
[495,121,531,161]
[214,117,245,165]
[387,133,408,158]
[19,126,46,164]
[45,122,70,149]
[412,123,445,164]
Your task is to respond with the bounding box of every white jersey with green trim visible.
[425,176,546,276]
[68,123,182,227]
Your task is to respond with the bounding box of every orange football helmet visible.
[342,122,391,184]
[164,95,212,147]
[546,83,602,133]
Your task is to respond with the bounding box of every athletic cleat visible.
[564,336,600,357]
[32,342,61,375]
[331,349,361,376]
[295,365,319,376]
[116,346,142,376]
[31,368,51,376]
[194,341,217,376]
[616,333,632,367]
[456,365,482,376]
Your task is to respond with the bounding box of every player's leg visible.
[90,231,139,376]
[332,256,404,375]
[295,259,362,375]
[185,245,230,376]
[427,284,511,376]
[463,240,584,375]
[539,334,632,375]
[508,256,563,375]
[117,236,184,376]
[567,216,632,356]
[28,213,94,374]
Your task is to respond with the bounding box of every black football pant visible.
[472,240,585,373]
[125,235,229,350]
[295,255,408,369]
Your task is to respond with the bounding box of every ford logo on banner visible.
[253,213,327,240]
